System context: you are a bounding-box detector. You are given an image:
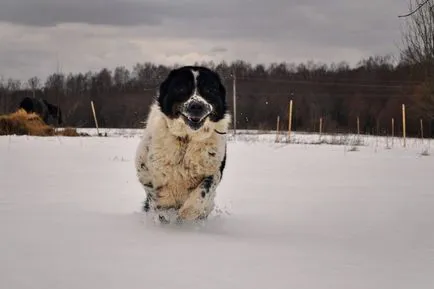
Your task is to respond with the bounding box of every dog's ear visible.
[158,72,172,103]
[217,75,227,111]
[157,69,179,114]
[218,77,226,100]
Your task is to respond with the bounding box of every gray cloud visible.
[210,47,228,54]
[0,0,412,80]
[0,0,254,27]
[0,0,166,26]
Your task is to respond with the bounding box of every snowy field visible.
[1,130,433,289]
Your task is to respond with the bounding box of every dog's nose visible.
[187,101,205,116]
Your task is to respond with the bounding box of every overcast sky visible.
[0,0,411,81]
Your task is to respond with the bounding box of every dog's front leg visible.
[178,174,221,221]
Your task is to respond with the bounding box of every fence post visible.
[287,100,293,142]
[275,116,280,143]
[402,104,406,148]
[357,116,360,136]
[90,100,100,136]
[420,119,424,140]
[392,118,395,147]
[232,72,237,135]
[319,117,323,137]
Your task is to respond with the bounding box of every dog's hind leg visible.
[135,136,156,212]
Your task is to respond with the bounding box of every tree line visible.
[0,56,430,137]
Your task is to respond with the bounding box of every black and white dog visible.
[135,66,231,223]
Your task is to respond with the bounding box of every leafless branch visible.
[399,0,431,18]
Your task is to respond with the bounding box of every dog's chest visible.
[148,136,221,189]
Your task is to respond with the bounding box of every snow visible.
[1,132,433,289]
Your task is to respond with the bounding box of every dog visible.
[135,65,231,224]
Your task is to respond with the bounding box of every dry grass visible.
[0,109,54,136]
[0,109,87,137]
[56,127,85,137]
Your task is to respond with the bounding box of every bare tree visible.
[7,78,21,91]
[411,81,434,119]
[27,76,40,98]
[113,66,130,91]
[400,0,434,74]
[399,0,432,17]
[400,1,434,124]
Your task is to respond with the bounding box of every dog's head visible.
[157,66,229,137]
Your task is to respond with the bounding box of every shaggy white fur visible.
[135,102,231,223]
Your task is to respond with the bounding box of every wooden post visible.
[357,116,360,136]
[288,100,293,142]
[392,118,395,137]
[232,72,237,135]
[90,100,100,136]
[319,117,323,136]
[275,116,280,143]
[420,119,424,140]
[392,118,395,147]
[402,104,406,148]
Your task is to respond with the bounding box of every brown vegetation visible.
[0,109,85,137]
[0,109,54,136]
[57,127,85,137]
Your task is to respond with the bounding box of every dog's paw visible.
[146,207,179,225]
[178,206,200,221]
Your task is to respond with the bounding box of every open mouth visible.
[181,113,208,130]
[179,98,213,131]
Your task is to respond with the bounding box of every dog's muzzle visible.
[181,98,212,130]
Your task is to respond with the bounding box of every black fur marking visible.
[154,185,163,191]
[177,136,189,143]
[219,146,227,179]
[159,215,170,224]
[197,176,213,198]
[214,129,227,135]
[146,192,157,200]
[208,152,216,157]
[143,197,150,212]
[203,176,213,191]
[198,214,208,220]
[143,182,153,188]
[187,185,196,191]
[140,162,147,170]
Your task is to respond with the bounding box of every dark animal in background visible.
[18,97,63,125]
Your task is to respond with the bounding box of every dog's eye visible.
[174,87,187,94]
[202,86,218,95]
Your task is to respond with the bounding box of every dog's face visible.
[157,66,227,134]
